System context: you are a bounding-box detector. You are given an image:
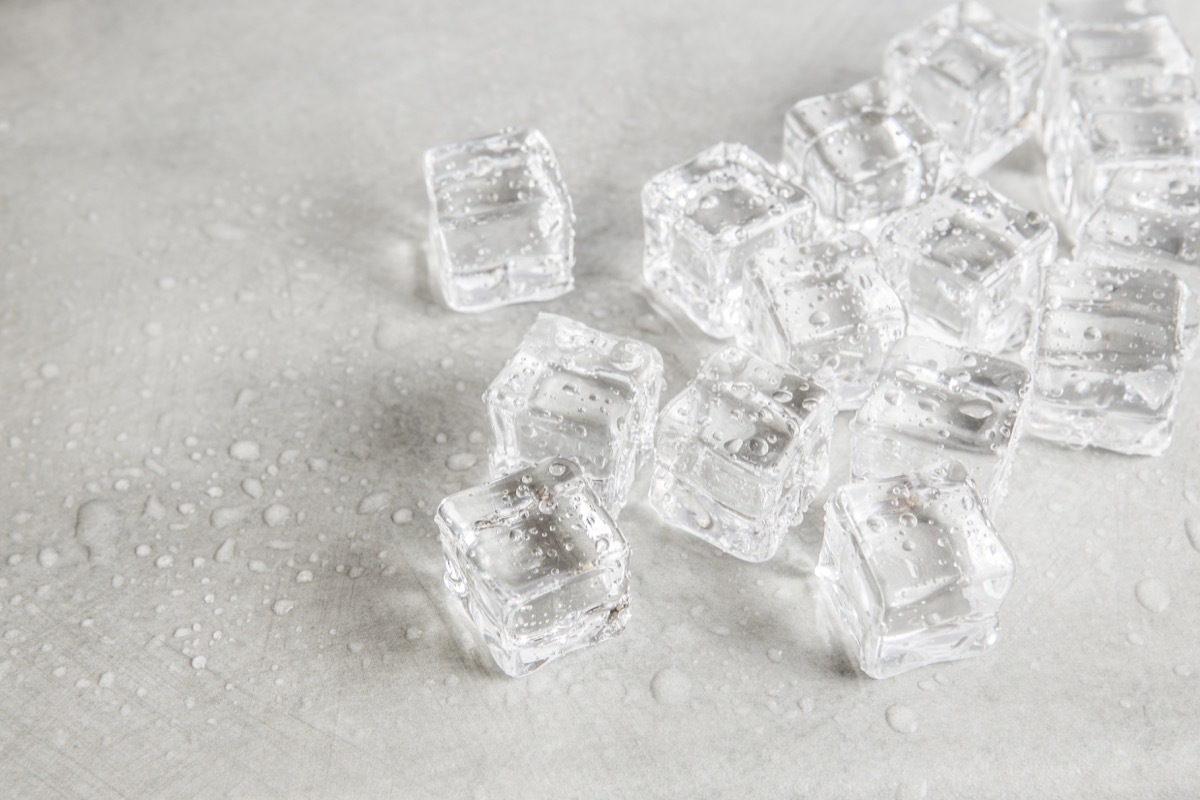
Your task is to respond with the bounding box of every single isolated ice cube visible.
[485,313,665,516]
[739,233,907,409]
[885,1,1047,174]
[1044,74,1200,225]
[436,457,631,677]
[850,336,1031,512]
[423,128,575,312]
[642,143,817,338]
[781,77,958,227]
[877,176,1057,356]
[1030,262,1188,456]
[816,462,1015,679]
[1076,166,1200,349]
[650,347,836,562]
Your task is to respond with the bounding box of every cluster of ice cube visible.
[425,0,1198,679]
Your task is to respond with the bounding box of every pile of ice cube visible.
[425,1,1196,679]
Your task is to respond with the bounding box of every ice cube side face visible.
[485,314,665,516]
[642,143,817,338]
[816,465,1015,679]
[739,233,907,410]
[876,177,1057,355]
[1030,263,1188,456]
[781,77,958,225]
[1040,0,1199,224]
[1076,166,1200,351]
[423,128,575,312]
[649,347,836,562]
[436,458,631,677]
[884,1,1046,174]
[1051,78,1200,223]
[850,336,1031,512]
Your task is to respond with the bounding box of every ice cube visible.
[876,176,1057,356]
[1030,262,1188,455]
[641,143,817,338]
[1076,166,1200,349]
[423,128,575,311]
[816,462,1015,679]
[436,457,631,677]
[485,313,665,516]
[885,2,1046,174]
[649,347,836,562]
[1041,0,1194,79]
[739,233,907,409]
[1044,73,1200,225]
[781,77,958,227]
[850,336,1031,512]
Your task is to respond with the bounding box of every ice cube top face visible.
[423,128,575,312]
[782,77,958,225]
[817,463,1014,679]
[485,314,665,516]
[877,177,1056,355]
[739,233,907,409]
[1032,262,1187,456]
[884,2,1046,174]
[1042,0,1194,77]
[850,336,1031,511]
[436,458,631,677]
[642,143,817,339]
[651,347,836,562]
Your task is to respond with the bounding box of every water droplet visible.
[650,668,691,706]
[272,599,295,617]
[263,504,291,527]
[75,500,122,562]
[886,704,919,734]
[357,492,390,515]
[446,453,477,471]
[229,440,261,461]
[1135,578,1171,613]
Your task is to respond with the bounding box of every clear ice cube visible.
[816,462,1015,679]
[1030,262,1188,455]
[641,143,817,338]
[850,336,1032,512]
[1044,74,1200,225]
[423,128,575,312]
[884,1,1046,174]
[1076,166,1200,349]
[650,347,836,562]
[781,77,959,226]
[1041,0,1194,78]
[485,313,665,516]
[876,176,1057,356]
[436,457,631,677]
[739,233,907,409]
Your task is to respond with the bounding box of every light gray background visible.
[1,1,1198,797]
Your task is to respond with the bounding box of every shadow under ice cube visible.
[436,458,631,677]
[850,336,1031,512]
[650,347,835,562]
[423,128,575,312]
[1030,262,1188,456]
[817,463,1015,679]
[485,313,665,517]
[642,143,817,338]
